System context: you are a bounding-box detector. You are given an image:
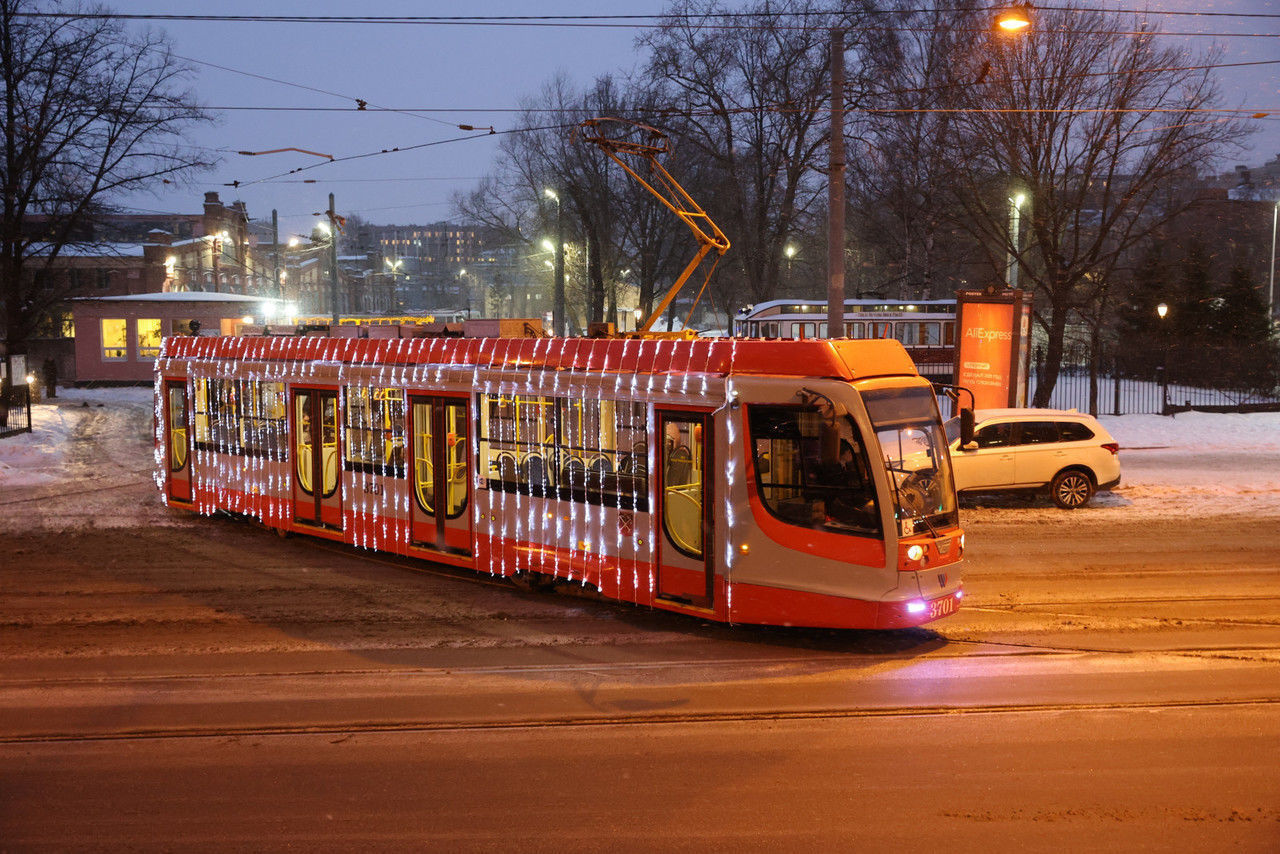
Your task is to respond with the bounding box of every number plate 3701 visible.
[928,595,958,620]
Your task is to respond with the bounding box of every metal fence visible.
[1030,365,1280,416]
[0,384,32,437]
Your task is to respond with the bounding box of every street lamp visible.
[545,188,565,336]
[995,2,1033,33]
[1157,302,1170,414]
[1007,193,1025,289]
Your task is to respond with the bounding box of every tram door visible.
[163,380,192,504]
[408,395,472,555]
[656,410,713,607]
[292,388,343,530]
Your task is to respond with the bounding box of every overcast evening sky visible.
[103,1,1280,240]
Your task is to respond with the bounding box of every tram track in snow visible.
[4,695,1279,746]
[4,629,1278,693]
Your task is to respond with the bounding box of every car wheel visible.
[1051,470,1094,509]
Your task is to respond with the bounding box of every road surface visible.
[0,396,1277,850]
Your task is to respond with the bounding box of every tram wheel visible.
[512,571,556,593]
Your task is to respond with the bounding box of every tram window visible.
[238,380,287,458]
[193,377,241,452]
[479,394,648,509]
[101,318,127,360]
[344,386,406,475]
[747,405,880,536]
[943,322,955,346]
[846,322,864,338]
[895,323,918,345]
[921,322,941,345]
[193,378,212,443]
[136,319,162,359]
[765,322,779,338]
[479,394,557,493]
[870,321,892,339]
[662,416,704,558]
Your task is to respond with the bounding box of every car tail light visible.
[1102,442,1119,455]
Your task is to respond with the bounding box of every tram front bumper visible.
[877,587,964,629]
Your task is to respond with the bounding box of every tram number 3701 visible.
[929,595,958,620]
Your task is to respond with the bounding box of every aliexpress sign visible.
[954,289,1032,409]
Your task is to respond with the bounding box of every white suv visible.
[943,409,1121,509]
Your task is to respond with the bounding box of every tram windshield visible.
[861,385,958,535]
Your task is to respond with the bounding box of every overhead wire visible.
[36,6,1269,219]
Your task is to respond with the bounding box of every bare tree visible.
[455,72,697,331]
[639,0,845,312]
[942,2,1250,405]
[848,3,986,300]
[1,0,213,370]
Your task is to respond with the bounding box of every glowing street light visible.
[995,2,1033,33]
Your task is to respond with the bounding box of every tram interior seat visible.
[521,453,549,487]
[562,456,586,487]
[587,455,611,483]
[667,444,693,486]
[495,452,517,482]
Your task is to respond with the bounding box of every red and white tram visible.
[733,299,957,382]
[155,331,965,629]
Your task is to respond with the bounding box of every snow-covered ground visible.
[0,386,154,487]
[2,385,1279,527]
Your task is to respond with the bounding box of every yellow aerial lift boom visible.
[577,117,730,337]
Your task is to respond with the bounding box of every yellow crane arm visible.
[577,118,730,335]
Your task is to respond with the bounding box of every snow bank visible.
[1100,411,1280,451]
[0,386,152,488]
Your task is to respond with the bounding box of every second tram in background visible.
[734,299,957,384]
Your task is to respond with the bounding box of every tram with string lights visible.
[154,327,966,630]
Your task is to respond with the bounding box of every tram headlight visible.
[906,600,927,615]
[906,544,924,562]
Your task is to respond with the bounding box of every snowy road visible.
[1,389,1278,850]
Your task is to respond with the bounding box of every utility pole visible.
[827,28,846,339]
[271,209,281,299]
[1269,201,1276,323]
[548,189,566,337]
[327,193,339,324]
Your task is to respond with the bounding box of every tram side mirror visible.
[959,407,976,450]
